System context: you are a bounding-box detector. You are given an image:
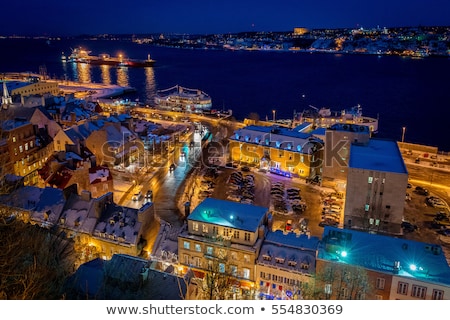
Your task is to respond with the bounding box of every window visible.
[202,224,208,233]
[275,257,285,264]
[340,287,349,299]
[183,254,189,264]
[376,278,385,290]
[243,255,250,263]
[206,246,213,256]
[219,263,225,273]
[212,226,218,234]
[411,285,427,299]
[365,204,370,211]
[368,176,373,183]
[30,141,33,147]
[25,143,28,151]
[231,252,237,260]
[244,233,250,241]
[183,241,190,250]
[233,230,240,239]
[193,222,198,232]
[230,265,237,276]
[432,289,444,300]
[242,268,250,279]
[356,292,366,300]
[375,294,383,300]
[12,136,16,142]
[19,145,23,153]
[397,282,408,295]
[324,284,332,295]
[194,257,201,267]
[195,244,201,252]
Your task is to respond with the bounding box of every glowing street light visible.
[401,126,406,143]
[272,109,276,122]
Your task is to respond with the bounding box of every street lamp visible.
[272,109,276,122]
[401,127,406,143]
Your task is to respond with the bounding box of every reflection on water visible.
[116,67,129,87]
[144,67,156,104]
[76,63,91,83]
[100,65,111,84]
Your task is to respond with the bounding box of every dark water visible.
[1,38,449,151]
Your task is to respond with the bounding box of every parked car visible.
[438,228,450,237]
[285,219,293,231]
[169,163,176,172]
[401,221,418,232]
[414,186,429,196]
[132,191,142,201]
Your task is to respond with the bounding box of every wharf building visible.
[228,125,323,180]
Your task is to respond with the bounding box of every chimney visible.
[80,190,91,201]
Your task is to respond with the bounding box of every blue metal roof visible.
[188,198,268,232]
[349,138,408,174]
[318,226,450,285]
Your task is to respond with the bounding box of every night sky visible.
[1,0,449,36]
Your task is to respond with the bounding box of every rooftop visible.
[318,226,450,286]
[188,198,268,232]
[349,138,408,174]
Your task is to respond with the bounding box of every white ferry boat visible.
[154,85,212,113]
[294,104,378,134]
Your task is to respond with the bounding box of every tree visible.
[198,256,233,300]
[0,210,76,299]
[310,263,371,300]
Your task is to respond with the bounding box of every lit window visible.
[183,241,190,250]
[368,176,373,183]
[195,244,201,252]
[242,268,250,279]
[206,246,213,256]
[19,145,23,153]
[365,204,370,211]
[25,143,28,151]
[202,224,208,233]
[12,136,16,142]
[219,263,225,273]
[193,222,198,231]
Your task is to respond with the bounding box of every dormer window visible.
[276,141,281,148]
[263,255,272,261]
[245,135,250,142]
[288,260,297,267]
[275,257,285,264]
[297,145,302,152]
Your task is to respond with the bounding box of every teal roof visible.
[349,138,408,174]
[318,227,450,286]
[188,198,268,232]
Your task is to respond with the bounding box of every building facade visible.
[229,125,323,179]
[344,138,408,234]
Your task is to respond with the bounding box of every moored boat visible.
[154,85,212,112]
[293,104,378,134]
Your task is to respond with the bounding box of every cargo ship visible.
[66,47,155,67]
